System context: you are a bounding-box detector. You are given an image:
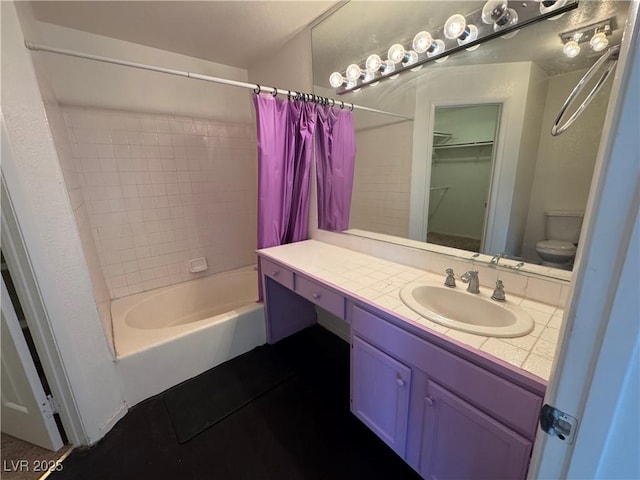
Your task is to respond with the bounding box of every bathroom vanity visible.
[258,240,550,479]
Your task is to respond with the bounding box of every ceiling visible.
[30,1,338,69]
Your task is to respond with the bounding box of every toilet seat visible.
[535,240,577,255]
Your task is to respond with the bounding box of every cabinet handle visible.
[425,395,434,407]
[396,375,405,387]
[312,292,321,299]
[272,270,280,277]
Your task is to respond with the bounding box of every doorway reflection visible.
[427,104,501,252]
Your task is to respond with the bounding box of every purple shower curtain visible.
[315,105,356,232]
[254,94,316,300]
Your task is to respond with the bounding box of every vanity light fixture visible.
[345,63,363,82]
[539,0,569,18]
[590,31,609,52]
[563,39,581,58]
[559,18,616,58]
[328,0,579,93]
[444,14,480,50]
[481,0,520,38]
[329,71,345,88]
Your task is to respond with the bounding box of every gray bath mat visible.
[163,344,293,443]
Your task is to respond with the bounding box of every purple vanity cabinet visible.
[261,257,317,344]
[351,335,411,457]
[258,252,545,480]
[419,381,531,479]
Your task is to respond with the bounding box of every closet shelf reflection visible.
[433,140,493,150]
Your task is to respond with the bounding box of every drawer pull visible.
[425,395,434,407]
[312,292,321,300]
[272,270,280,277]
[396,375,406,387]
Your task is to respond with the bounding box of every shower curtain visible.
[315,105,356,232]
[253,93,355,300]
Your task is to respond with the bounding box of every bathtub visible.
[112,265,265,406]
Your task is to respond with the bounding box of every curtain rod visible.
[24,42,413,121]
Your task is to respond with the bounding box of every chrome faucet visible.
[490,252,506,266]
[492,280,506,301]
[460,270,480,294]
[444,268,456,288]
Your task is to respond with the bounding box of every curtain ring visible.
[350,103,354,112]
[253,85,261,94]
[271,87,278,97]
[287,90,291,101]
[340,101,344,109]
[330,98,335,107]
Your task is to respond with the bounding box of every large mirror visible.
[312,1,630,276]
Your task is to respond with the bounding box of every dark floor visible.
[51,326,421,480]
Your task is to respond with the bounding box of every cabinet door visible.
[352,335,411,457]
[420,381,531,480]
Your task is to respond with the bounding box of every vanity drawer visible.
[295,275,345,319]
[260,257,294,290]
[351,304,542,439]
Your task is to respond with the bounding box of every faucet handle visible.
[492,279,506,301]
[444,268,456,288]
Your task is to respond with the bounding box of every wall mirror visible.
[311,1,631,278]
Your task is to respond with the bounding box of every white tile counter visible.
[259,240,564,381]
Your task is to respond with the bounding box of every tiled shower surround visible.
[61,106,257,299]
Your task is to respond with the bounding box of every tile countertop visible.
[259,240,564,382]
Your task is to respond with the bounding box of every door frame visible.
[528,3,639,477]
[1,173,86,446]
[422,99,506,251]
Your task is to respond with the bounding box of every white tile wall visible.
[62,106,257,299]
[350,122,413,237]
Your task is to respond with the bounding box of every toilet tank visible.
[545,210,584,243]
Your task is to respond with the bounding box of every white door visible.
[528,7,639,478]
[1,275,63,451]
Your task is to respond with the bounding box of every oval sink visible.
[399,283,534,338]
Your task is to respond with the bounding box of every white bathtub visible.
[112,265,265,406]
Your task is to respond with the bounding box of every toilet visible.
[535,210,584,269]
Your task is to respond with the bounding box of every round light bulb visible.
[345,64,362,82]
[590,32,609,52]
[346,79,357,90]
[563,40,580,58]
[363,69,376,82]
[366,54,383,72]
[413,31,433,54]
[482,0,508,24]
[444,14,467,39]
[329,72,344,88]
[381,59,396,76]
[387,43,406,64]
[459,24,479,50]
[426,39,445,58]
[402,50,419,67]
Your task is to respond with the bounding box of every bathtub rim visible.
[111,265,261,358]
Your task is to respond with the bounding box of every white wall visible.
[521,69,611,262]
[2,1,126,444]
[26,49,116,352]
[33,22,252,122]
[506,62,547,256]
